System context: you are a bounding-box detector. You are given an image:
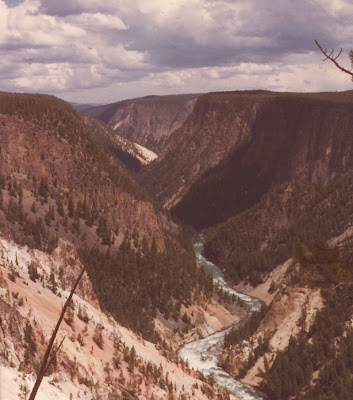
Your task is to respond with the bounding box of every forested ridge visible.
[0,92,146,200]
[0,93,148,253]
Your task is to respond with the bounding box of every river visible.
[178,233,266,400]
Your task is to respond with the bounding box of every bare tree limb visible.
[28,237,99,400]
[315,40,353,77]
[43,335,66,375]
[334,48,342,61]
[323,49,334,61]
[46,336,66,370]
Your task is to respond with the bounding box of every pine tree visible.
[38,177,49,200]
[68,197,75,218]
[24,321,37,354]
[56,200,64,217]
[93,325,104,349]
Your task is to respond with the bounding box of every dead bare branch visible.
[323,49,334,61]
[315,40,353,77]
[28,238,99,400]
[29,201,119,400]
[334,48,342,61]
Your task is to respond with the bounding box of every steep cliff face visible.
[84,94,199,154]
[233,94,353,186]
[172,91,353,227]
[196,92,353,286]
[141,91,265,208]
[85,90,353,223]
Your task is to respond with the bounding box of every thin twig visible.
[334,48,342,61]
[323,49,334,61]
[315,40,353,77]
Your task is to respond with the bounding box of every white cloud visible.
[98,45,148,70]
[66,12,128,31]
[0,0,353,101]
[0,0,85,50]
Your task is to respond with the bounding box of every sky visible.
[1,0,353,104]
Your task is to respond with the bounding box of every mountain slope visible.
[0,92,161,252]
[173,91,353,228]
[140,91,267,208]
[218,233,353,400]
[0,91,218,342]
[83,94,199,154]
[71,102,102,112]
[83,115,157,171]
[0,235,232,400]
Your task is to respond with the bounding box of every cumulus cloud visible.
[65,12,128,31]
[38,0,116,16]
[1,0,353,102]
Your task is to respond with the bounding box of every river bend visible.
[178,234,265,400]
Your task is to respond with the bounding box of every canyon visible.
[2,89,353,399]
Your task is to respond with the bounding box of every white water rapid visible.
[178,233,266,400]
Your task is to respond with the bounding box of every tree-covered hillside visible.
[262,287,353,400]
[84,230,213,342]
[204,170,353,285]
[0,91,213,342]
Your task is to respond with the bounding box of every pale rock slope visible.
[134,143,158,165]
[0,235,231,400]
[221,258,323,387]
